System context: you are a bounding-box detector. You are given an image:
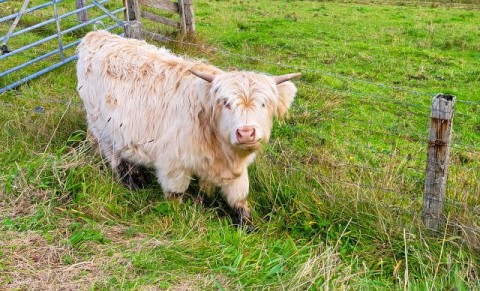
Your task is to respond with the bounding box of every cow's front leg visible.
[221,171,252,227]
[156,166,191,201]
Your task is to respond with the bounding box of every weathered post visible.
[422,93,455,230]
[75,0,89,23]
[124,20,144,40]
[123,0,143,39]
[178,0,187,35]
[179,0,195,36]
[124,0,141,21]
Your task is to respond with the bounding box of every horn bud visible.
[273,72,301,85]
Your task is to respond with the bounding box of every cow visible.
[76,30,300,226]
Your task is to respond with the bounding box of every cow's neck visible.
[197,125,253,181]
[196,87,254,179]
[220,141,254,175]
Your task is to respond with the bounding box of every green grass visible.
[1,0,480,289]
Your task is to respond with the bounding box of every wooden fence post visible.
[422,93,455,230]
[179,0,195,36]
[124,20,144,40]
[178,0,187,35]
[124,0,141,21]
[75,0,89,23]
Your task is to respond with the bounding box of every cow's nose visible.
[236,126,256,144]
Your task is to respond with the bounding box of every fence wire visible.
[139,33,480,225]
[0,13,479,236]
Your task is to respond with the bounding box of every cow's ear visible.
[276,81,297,117]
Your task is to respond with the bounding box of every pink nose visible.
[236,126,256,144]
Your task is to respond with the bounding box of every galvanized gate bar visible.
[0,7,125,61]
[53,0,65,60]
[1,0,127,93]
[0,1,66,23]
[1,55,78,94]
[0,39,80,78]
[91,0,124,25]
[0,33,59,60]
[0,23,123,94]
[0,0,110,43]
[2,0,31,46]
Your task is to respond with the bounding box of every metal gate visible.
[0,0,126,94]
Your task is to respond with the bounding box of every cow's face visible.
[192,71,299,153]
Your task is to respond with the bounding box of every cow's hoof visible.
[233,207,254,231]
[165,192,184,202]
[117,159,152,190]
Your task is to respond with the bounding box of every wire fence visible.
[1,2,479,239]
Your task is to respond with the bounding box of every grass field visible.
[1,0,480,289]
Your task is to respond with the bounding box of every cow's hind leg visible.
[116,159,152,190]
[221,171,252,228]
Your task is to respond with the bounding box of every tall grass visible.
[1,0,479,289]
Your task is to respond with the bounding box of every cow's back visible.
[76,31,218,167]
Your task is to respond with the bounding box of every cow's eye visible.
[223,100,231,110]
[261,103,266,108]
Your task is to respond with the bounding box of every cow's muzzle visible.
[234,126,262,150]
[236,126,256,144]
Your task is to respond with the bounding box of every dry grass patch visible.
[0,230,107,290]
[0,224,178,290]
[1,190,51,219]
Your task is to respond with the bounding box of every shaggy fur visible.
[76,30,298,225]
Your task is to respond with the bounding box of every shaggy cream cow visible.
[76,30,300,225]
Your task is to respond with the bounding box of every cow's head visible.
[190,70,300,153]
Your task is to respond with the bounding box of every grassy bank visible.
[1,0,479,289]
